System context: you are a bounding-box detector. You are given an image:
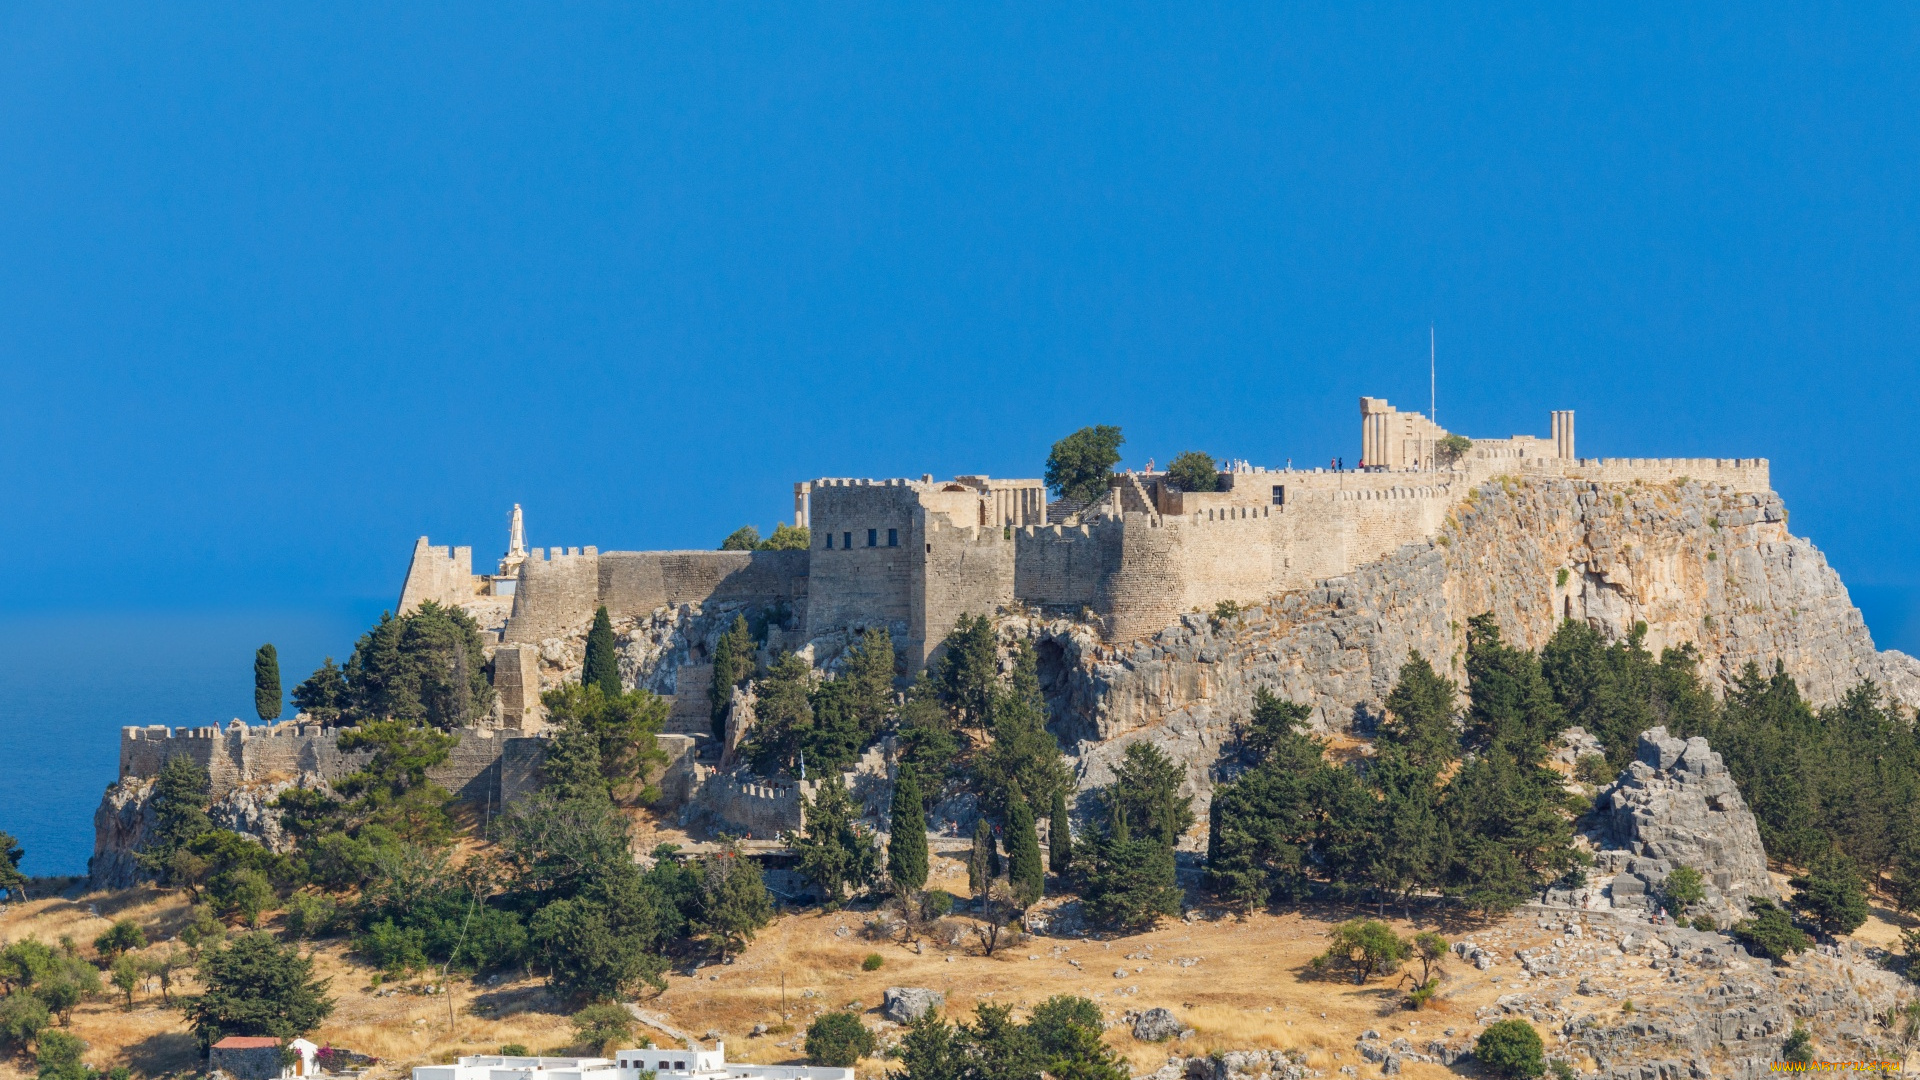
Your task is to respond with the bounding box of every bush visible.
[356,918,428,974]
[1732,898,1811,961]
[861,953,883,971]
[921,890,955,919]
[1790,853,1870,937]
[93,919,146,961]
[1691,915,1717,933]
[1573,754,1611,785]
[499,1044,530,1057]
[282,893,339,941]
[1476,1019,1545,1079]
[805,1012,875,1067]
[1310,919,1406,984]
[1782,1025,1814,1065]
[572,1002,636,1054]
[33,1029,87,1080]
[0,991,50,1053]
[1662,865,1705,913]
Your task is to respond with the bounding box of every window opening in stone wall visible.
[825,533,833,549]
[1271,484,1285,506]
[868,528,877,547]
[843,531,852,549]
[888,528,898,546]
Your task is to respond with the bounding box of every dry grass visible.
[1,858,1640,1080]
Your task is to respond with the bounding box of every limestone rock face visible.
[88,776,156,890]
[1037,477,1918,825]
[1589,727,1776,922]
[882,986,945,1023]
[208,779,306,855]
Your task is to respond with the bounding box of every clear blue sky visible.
[4,5,1919,651]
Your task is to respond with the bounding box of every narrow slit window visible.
[867,528,877,547]
[824,533,833,549]
[843,531,852,549]
[888,528,898,547]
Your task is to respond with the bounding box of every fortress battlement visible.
[398,402,1777,680]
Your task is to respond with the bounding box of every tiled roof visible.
[212,1037,283,1049]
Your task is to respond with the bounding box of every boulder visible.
[882,987,945,1024]
[1134,1008,1184,1042]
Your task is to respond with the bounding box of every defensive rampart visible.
[504,547,806,643]
[118,722,545,808]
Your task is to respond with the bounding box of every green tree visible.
[758,523,811,551]
[0,829,25,899]
[1206,691,1334,908]
[0,990,49,1055]
[1165,451,1219,493]
[138,754,215,886]
[539,683,670,802]
[933,615,999,731]
[181,932,334,1050]
[1662,865,1706,914]
[213,867,276,927]
[962,1002,1045,1080]
[1078,806,1180,931]
[340,603,495,728]
[254,644,283,722]
[1732,898,1812,961]
[806,1011,875,1067]
[1105,742,1193,850]
[1311,919,1407,984]
[1790,852,1870,937]
[1004,790,1044,906]
[1380,652,1460,770]
[720,526,762,550]
[33,1029,87,1080]
[291,658,348,725]
[1463,614,1563,760]
[109,953,141,1012]
[1045,425,1124,510]
[1048,788,1072,877]
[740,653,815,776]
[582,606,622,698]
[973,643,1073,823]
[968,818,994,897]
[710,615,756,741]
[895,1009,964,1080]
[1475,1019,1545,1079]
[888,767,930,892]
[693,845,774,960]
[1435,433,1473,465]
[529,898,664,1004]
[572,1001,637,1054]
[93,919,146,961]
[787,775,879,906]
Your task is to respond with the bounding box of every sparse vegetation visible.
[1045,425,1124,510]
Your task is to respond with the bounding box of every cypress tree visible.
[1049,786,1073,876]
[710,615,755,741]
[968,817,993,897]
[1006,790,1044,905]
[888,767,929,891]
[583,606,622,697]
[253,644,282,722]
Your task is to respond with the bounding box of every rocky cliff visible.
[1032,476,1920,815]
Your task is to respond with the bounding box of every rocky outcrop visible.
[88,775,322,889]
[1028,476,1919,823]
[89,776,156,890]
[882,987,944,1023]
[1585,728,1777,921]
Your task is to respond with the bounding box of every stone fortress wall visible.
[396,400,1778,692]
[118,721,547,808]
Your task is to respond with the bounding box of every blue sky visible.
[3,4,1919,654]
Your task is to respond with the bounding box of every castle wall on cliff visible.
[118,721,547,808]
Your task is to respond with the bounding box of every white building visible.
[412,1047,853,1080]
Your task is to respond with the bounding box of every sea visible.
[0,606,382,879]
[1,590,1916,880]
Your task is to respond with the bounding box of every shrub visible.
[93,919,147,961]
[356,918,428,974]
[1167,451,1220,493]
[1691,915,1717,933]
[805,1011,875,1067]
[33,1030,88,1080]
[0,991,50,1053]
[572,1002,637,1054]
[1310,919,1406,984]
[1476,1019,1545,1079]
[1790,853,1870,937]
[1732,899,1811,961]
[861,953,883,972]
[499,1044,530,1057]
[1574,754,1611,785]
[1782,1025,1814,1065]
[1662,865,1705,913]
[282,893,339,941]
